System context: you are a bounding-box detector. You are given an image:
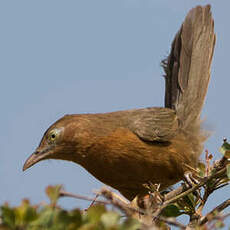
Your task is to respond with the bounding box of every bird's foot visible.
[184,171,200,187]
[183,172,201,200]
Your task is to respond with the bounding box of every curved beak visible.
[23,146,52,171]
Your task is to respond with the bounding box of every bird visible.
[23,5,215,202]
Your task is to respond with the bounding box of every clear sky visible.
[1,0,230,224]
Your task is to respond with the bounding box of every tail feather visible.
[163,5,215,130]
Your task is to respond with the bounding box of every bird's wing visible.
[128,107,179,142]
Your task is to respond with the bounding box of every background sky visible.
[1,0,230,226]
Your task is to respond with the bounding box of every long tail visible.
[162,5,216,156]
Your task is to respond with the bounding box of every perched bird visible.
[23,5,215,201]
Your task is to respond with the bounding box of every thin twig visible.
[59,190,111,205]
[213,183,229,191]
[88,194,100,209]
[156,217,186,229]
[199,198,230,225]
[153,167,227,217]
[163,158,227,203]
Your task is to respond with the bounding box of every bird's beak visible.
[23,146,52,171]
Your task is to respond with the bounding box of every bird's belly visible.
[79,129,194,200]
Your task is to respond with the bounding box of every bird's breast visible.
[76,128,194,199]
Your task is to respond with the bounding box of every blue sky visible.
[1,0,230,224]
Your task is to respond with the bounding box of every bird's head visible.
[23,115,92,171]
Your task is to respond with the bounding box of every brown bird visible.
[23,5,215,201]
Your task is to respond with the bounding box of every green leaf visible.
[182,194,196,213]
[0,205,16,229]
[85,205,106,224]
[226,165,230,179]
[215,220,224,228]
[219,139,230,158]
[53,209,82,230]
[176,193,197,214]
[197,162,206,177]
[30,206,55,228]
[14,199,38,226]
[68,209,82,229]
[162,204,182,217]
[45,185,63,206]
[187,193,197,209]
[101,211,120,228]
[120,218,141,230]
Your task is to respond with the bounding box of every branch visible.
[98,188,186,229]
[152,164,227,217]
[199,198,230,225]
[98,187,137,216]
[59,190,111,206]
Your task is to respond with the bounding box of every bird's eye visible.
[48,128,62,144]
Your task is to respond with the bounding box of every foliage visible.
[0,186,140,230]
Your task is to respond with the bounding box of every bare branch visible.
[200,198,230,225]
[59,190,111,206]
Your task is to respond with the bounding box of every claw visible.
[184,172,199,187]
[183,172,201,200]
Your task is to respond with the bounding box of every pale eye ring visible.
[48,128,63,143]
